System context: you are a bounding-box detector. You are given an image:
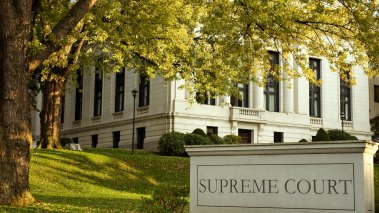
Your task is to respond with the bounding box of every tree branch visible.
[28,0,97,73]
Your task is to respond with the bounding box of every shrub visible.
[209,134,225,144]
[184,133,213,145]
[328,129,358,141]
[60,137,74,147]
[140,184,189,213]
[192,128,207,137]
[158,132,186,156]
[223,135,241,144]
[313,128,330,142]
[299,139,308,142]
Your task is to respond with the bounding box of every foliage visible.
[209,134,225,144]
[313,128,330,142]
[31,0,379,107]
[31,0,379,150]
[223,135,241,144]
[192,0,379,98]
[158,132,186,156]
[192,128,207,137]
[327,129,358,141]
[140,184,189,213]
[0,148,190,212]
[184,133,213,146]
[370,115,379,141]
[299,139,308,142]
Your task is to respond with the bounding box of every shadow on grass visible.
[0,195,141,213]
[30,148,189,198]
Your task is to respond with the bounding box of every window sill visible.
[137,106,149,114]
[92,116,101,123]
[73,120,81,127]
[113,111,124,119]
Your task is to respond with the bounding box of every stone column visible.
[175,79,186,100]
[283,78,294,113]
[248,81,253,108]
[253,83,264,110]
[223,95,231,106]
[283,55,295,113]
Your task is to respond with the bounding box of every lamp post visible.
[340,111,346,132]
[131,89,138,154]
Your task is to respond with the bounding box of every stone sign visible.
[186,141,378,213]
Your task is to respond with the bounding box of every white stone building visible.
[32,53,372,150]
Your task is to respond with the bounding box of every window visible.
[94,71,103,116]
[375,85,379,103]
[74,70,83,121]
[115,68,125,112]
[137,127,145,149]
[196,92,216,105]
[274,132,283,143]
[231,83,249,107]
[207,126,218,136]
[309,58,321,117]
[91,134,98,148]
[139,75,150,107]
[113,131,120,148]
[238,129,252,144]
[61,95,65,123]
[340,68,352,121]
[264,51,280,112]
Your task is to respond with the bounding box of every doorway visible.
[137,127,145,149]
[238,129,252,144]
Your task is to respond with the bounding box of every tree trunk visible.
[0,0,35,205]
[38,76,65,149]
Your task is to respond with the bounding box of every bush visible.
[313,128,330,142]
[184,133,213,145]
[328,129,358,141]
[192,128,207,137]
[209,134,225,144]
[140,184,189,213]
[299,139,308,142]
[158,132,186,156]
[60,137,74,147]
[223,135,241,144]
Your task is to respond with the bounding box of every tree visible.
[36,1,379,148]
[187,0,379,97]
[0,0,96,204]
[34,0,202,148]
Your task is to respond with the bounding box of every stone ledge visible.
[185,141,378,156]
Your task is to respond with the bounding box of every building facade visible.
[32,54,372,150]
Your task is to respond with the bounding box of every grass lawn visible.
[0,148,378,212]
[0,148,189,212]
[375,165,379,211]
